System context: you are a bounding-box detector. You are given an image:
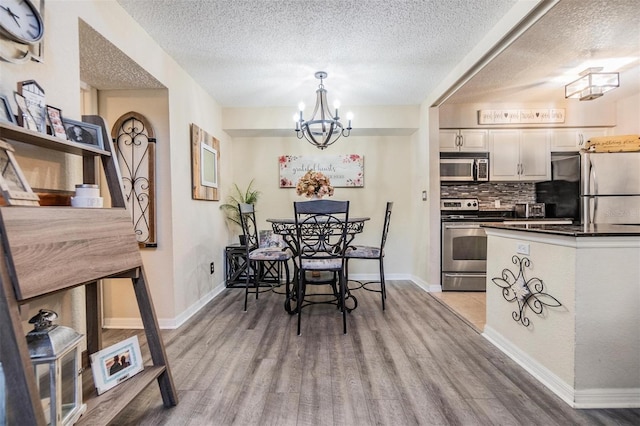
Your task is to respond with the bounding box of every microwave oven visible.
[440,153,489,182]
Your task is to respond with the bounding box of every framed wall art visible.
[190,123,220,201]
[90,335,144,395]
[62,118,104,149]
[279,154,364,188]
[0,95,16,124]
[46,105,67,139]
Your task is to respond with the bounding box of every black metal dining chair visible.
[293,199,350,335]
[238,203,292,311]
[345,201,393,310]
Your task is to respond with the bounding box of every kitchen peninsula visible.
[482,223,640,409]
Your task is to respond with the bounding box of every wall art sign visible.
[279,154,364,188]
[478,109,565,125]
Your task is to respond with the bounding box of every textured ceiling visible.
[81,1,640,108]
[113,0,517,107]
[445,0,640,104]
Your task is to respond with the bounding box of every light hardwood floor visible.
[106,281,640,425]
[430,291,486,332]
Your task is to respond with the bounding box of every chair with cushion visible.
[346,201,393,310]
[293,199,350,335]
[238,203,292,311]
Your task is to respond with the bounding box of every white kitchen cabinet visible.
[489,129,550,181]
[550,128,608,151]
[440,129,488,152]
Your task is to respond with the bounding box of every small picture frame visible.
[46,105,67,139]
[0,95,16,124]
[13,92,38,131]
[62,118,104,149]
[0,139,40,206]
[90,335,144,395]
[18,80,46,133]
[200,142,218,188]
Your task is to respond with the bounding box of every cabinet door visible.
[459,129,488,151]
[489,130,520,180]
[519,130,550,181]
[580,128,607,149]
[551,129,579,151]
[551,128,608,151]
[439,130,461,151]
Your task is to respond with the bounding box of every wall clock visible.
[0,0,44,63]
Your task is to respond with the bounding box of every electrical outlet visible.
[422,190,427,201]
[210,262,215,274]
[516,243,530,255]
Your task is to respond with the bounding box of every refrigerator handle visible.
[590,158,598,195]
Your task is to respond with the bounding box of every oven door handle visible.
[442,273,486,278]
[443,223,483,229]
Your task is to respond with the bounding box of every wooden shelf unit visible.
[0,121,177,425]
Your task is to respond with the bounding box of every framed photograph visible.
[62,118,104,149]
[0,140,40,206]
[90,335,144,395]
[17,80,46,133]
[46,105,67,139]
[200,142,218,188]
[13,92,38,131]
[0,95,16,124]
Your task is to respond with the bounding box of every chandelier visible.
[565,67,619,101]
[295,71,353,150]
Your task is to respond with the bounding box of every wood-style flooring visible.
[430,291,486,332]
[106,281,640,425]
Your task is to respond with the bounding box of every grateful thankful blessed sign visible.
[279,154,364,188]
[478,109,565,124]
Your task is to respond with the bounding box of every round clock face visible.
[0,0,44,44]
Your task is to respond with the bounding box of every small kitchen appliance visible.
[514,202,546,218]
[440,153,489,183]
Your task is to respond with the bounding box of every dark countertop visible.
[482,223,640,237]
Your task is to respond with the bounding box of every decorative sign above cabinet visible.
[478,109,565,125]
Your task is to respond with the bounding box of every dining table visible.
[266,216,370,314]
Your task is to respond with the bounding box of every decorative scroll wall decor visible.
[491,255,562,327]
[279,154,364,188]
[478,109,565,124]
[191,124,220,201]
[112,112,157,247]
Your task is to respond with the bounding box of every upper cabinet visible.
[550,128,608,152]
[440,129,488,152]
[489,129,550,181]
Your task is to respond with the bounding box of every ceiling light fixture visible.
[295,71,352,150]
[565,67,619,101]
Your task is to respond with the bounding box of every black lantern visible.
[26,309,86,425]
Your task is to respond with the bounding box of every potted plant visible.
[219,179,261,244]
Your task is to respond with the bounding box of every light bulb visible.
[333,100,341,109]
[298,102,305,112]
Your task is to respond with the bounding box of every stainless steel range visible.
[440,198,508,291]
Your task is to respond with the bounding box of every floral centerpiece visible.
[295,170,334,198]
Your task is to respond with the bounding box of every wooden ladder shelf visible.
[0,120,177,425]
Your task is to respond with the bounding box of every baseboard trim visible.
[483,325,640,408]
[103,281,227,330]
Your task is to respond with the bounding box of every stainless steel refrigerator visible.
[581,151,640,224]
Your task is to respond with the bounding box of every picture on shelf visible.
[0,95,16,124]
[13,92,38,131]
[46,105,67,139]
[90,335,144,395]
[17,80,46,133]
[62,118,104,149]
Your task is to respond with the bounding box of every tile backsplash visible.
[441,182,536,210]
